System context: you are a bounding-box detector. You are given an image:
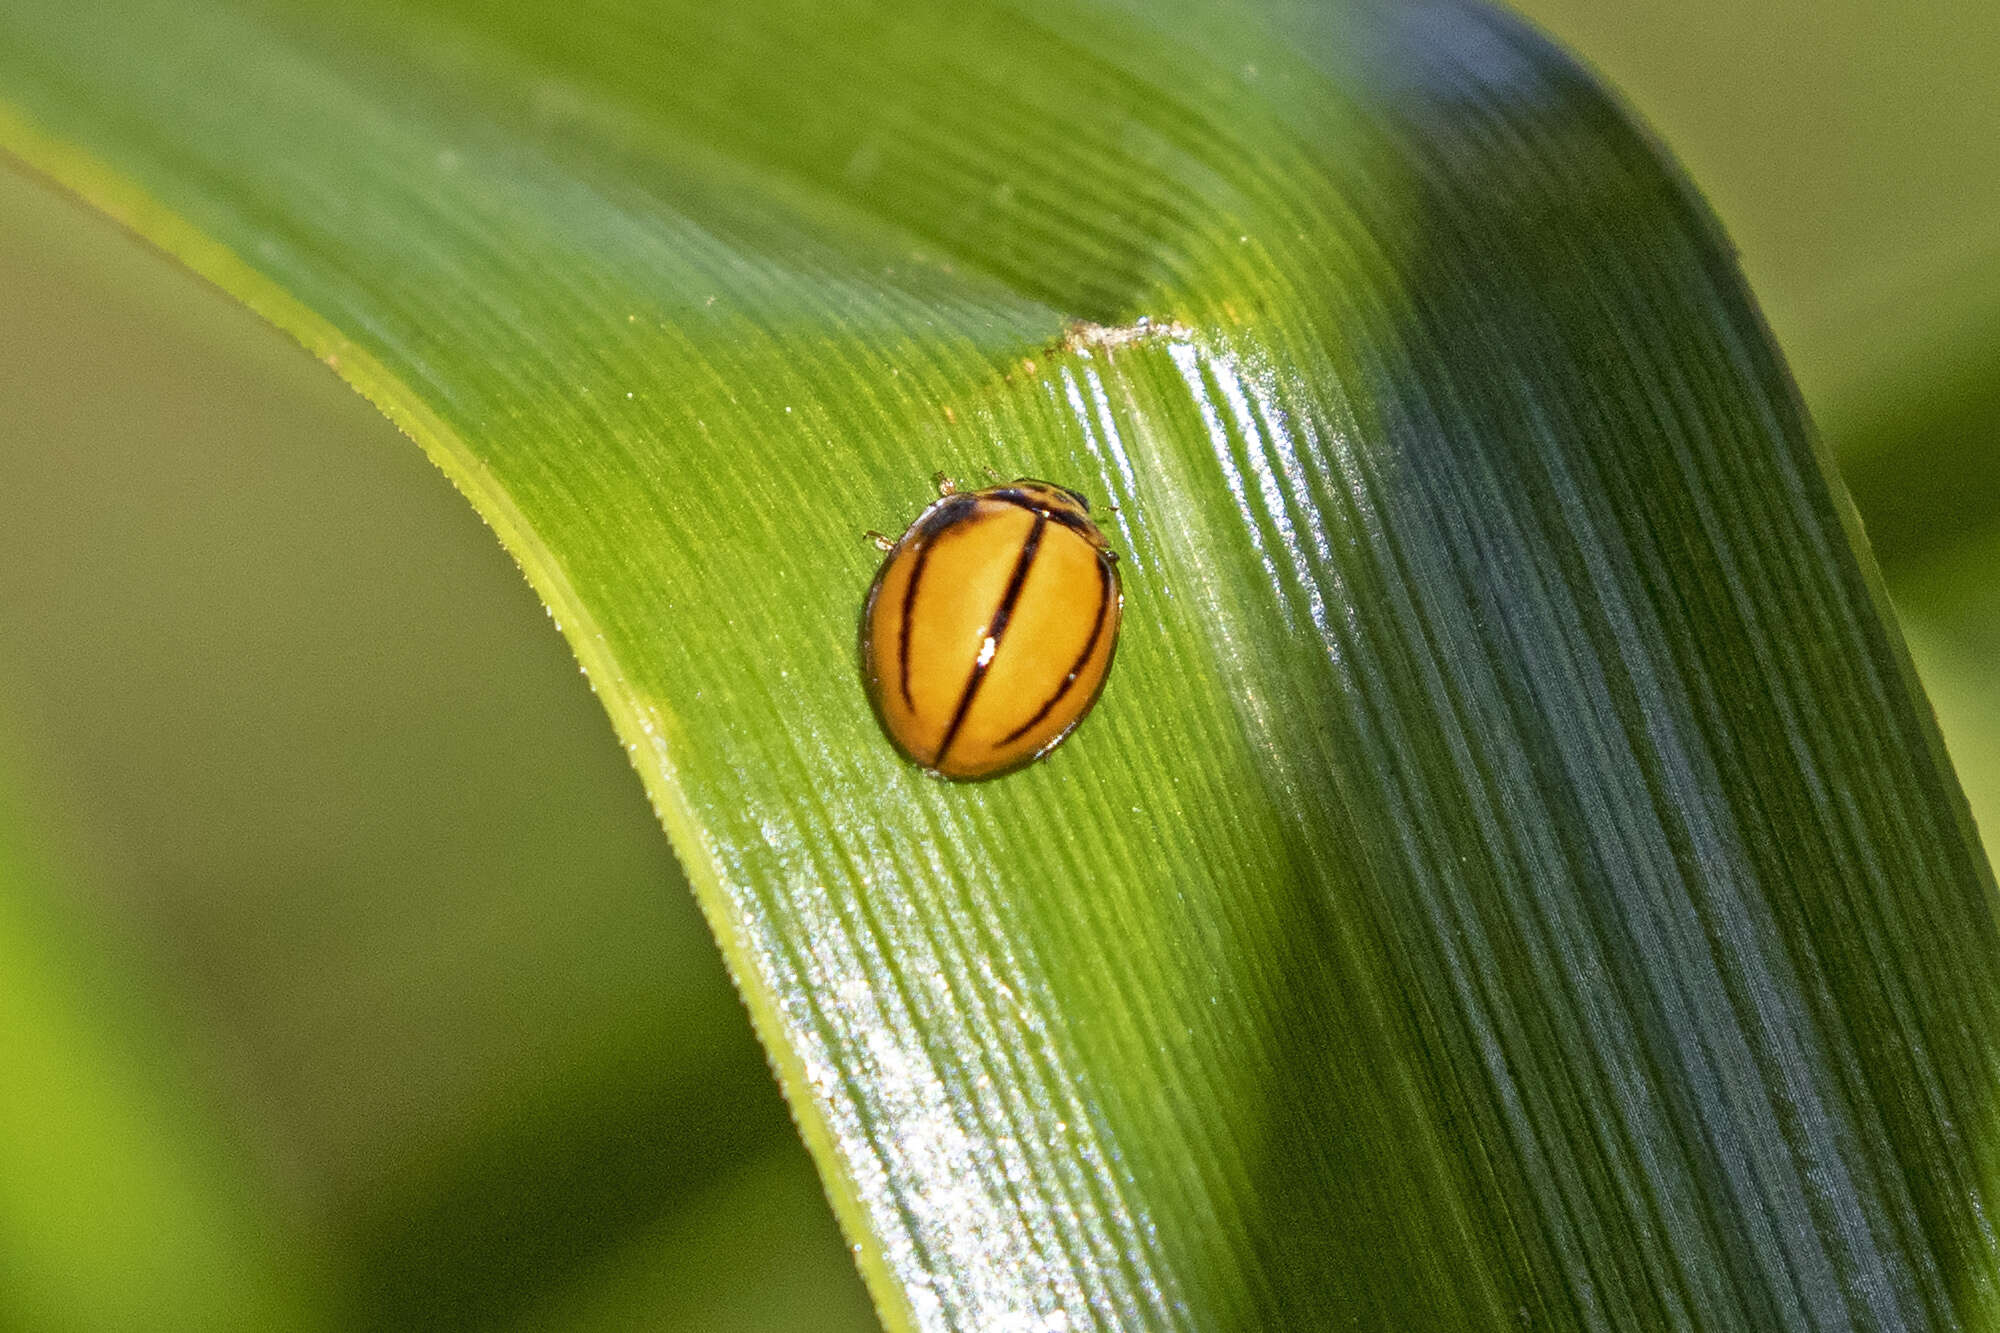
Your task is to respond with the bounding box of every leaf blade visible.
[3,0,1996,1327]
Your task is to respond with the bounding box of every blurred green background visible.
[1,2,1995,1328]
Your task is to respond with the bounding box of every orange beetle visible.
[861,477,1122,780]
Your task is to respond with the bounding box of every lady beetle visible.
[862,476,1122,780]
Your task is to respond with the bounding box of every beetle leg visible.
[933,471,957,496]
[865,529,896,552]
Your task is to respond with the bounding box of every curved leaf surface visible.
[2,0,1997,1327]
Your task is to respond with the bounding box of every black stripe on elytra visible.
[899,494,978,709]
[988,489,1093,535]
[934,515,1046,768]
[999,555,1112,746]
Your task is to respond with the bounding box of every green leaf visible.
[3,0,1997,1327]
[0,159,873,1330]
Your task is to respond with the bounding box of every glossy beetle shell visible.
[862,479,1122,780]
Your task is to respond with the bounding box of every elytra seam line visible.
[935,515,1047,768]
